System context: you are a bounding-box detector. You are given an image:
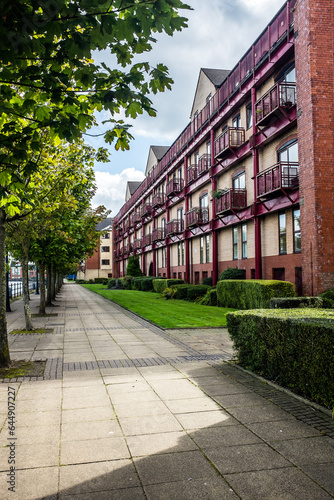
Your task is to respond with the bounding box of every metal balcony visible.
[166,178,184,197]
[152,193,165,208]
[214,127,245,159]
[198,154,211,175]
[166,219,184,235]
[187,166,198,184]
[255,82,296,126]
[186,207,209,227]
[143,234,152,246]
[131,211,141,225]
[141,203,152,217]
[133,238,142,250]
[215,189,247,215]
[256,162,299,198]
[152,227,166,241]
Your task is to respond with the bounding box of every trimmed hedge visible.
[140,277,156,292]
[153,279,184,294]
[107,278,116,289]
[94,278,108,285]
[202,276,213,286]
[173,284,190,300]
[217,279,295,309]
[270,296,330,309]
[226,309,334,409]
[219,267,245,281]
[186,284,211,301]
[119,276,133,289]
[200,288,218,306]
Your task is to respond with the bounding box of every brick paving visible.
[0,283,333,499]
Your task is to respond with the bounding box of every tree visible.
[126,255,143,277]
[0,0,190,366]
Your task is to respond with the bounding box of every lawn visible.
[82,284,235,329]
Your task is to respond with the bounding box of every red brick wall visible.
[85,248,100,270]
[295,0,334,295]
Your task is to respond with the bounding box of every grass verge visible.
[83,284,235,328]
[0,360,46,378]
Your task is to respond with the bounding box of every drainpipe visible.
[184,156,190,283]
[252,86,262,279]
[210,129,219,285]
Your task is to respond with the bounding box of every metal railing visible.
[255,82,296,124]
[256,161,299,197]
[8,281,35,299]
[215,188,247,214]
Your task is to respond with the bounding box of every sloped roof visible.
[96,218,112,231]
[201,68,230,88]
[127,181,142,195]
[151,145,169,160]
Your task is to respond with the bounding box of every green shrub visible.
[271,296,326,309]
[140,277,156,292]
[76,279,88,284]
[200,288,217,306]
[162,287,176,300]
[126,256,143,277]
[202,276,213,286]
[217,279,295,309]
[107,279,116,289]
[319,288,334,301]
[219,267,245,281]
[226,309,334,409]
[172,284,189,300]
[186,284,211,301]
[94,278,108,285]
[153,279,184,294]
[132,277,144,290]
[119,276,133,289]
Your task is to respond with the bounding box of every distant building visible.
[77,218,113,281]
[112,0,334,296]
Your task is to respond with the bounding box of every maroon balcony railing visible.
[152,193,166,208]
[255,82,296,125]
[186,207,209,227]
[166,178,184,197]
[143,234,152,246]
[131,211,141,225]
[187,166,198,184]
[133,238,142,250]
[256,161,299,197]
[152,227,166,241]
[166,219,184,235]
[141,203,152,217]
[198,154,211,175]
[214,127,245,158]
[215,189,247,214]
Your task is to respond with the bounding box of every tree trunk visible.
[51,265,56,301]
[21,241,34,330]
[39,261,46,315]
[46,263,52,307]
[0,209,10,367]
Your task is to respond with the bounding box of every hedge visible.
[200,288,218,306]
[226,309,334,409]
[153,279,184,294]
[94,278,108,285]
[140,277,157,292]
[173,284,191,300]
[186,284,211,301]
[219,267,245,281]
[270,296,332,309]
[217,279,295,309]
[107,278,116,289]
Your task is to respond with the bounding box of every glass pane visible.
[280,234,287,254]
[288,142,298,162]
[286,66,296,82]
[200,194,208,208]
[294,210,300,231]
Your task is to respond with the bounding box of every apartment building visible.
[78,218,113,281]
[112,0,334,296]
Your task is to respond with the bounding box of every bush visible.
[76,279,88,284]
[319,288,334,301]
[217,279,295,309]
[271,296,327,309]
[172,284,190,300]
[107,278,116,289]
[200,288,218,306]
[202,276,213,286]
[119,276,133,289]
[226,309,334,409]
[162,287,176,300]
[140,277,156,292]
[94,278,108,285]
[219,267,245,281]
[186,285,211,301]
[126,256,143,277]
[132,277,144,290]
[153,279,184,294]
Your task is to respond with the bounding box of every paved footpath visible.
[0,283,334,499]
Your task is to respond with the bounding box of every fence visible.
[8,281,36,299]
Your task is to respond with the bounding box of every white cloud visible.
[92,168,145,214]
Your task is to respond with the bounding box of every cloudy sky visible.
[89,0,285,215]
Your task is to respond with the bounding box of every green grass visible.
[83,284,235,329]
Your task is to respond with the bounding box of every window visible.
[162,247,167,267]
[194,110,198,129]
[101,246,110,252]
[293,209,301,253]
[278,212,287,254]
[181,242,185,266]
[277,63,296,83]
[205,234,210,263]
[242,223,247,259]
[232,113,241,128]
[273,268,285,281]
[200,193,208,208]
[194,151,199,166]
[246,103,252,129]
[233,171,246,189]
[206,93,212,115]
[101,259,110,266]
[233,227,238,260]
[278,139,298,163]
[206,141,211,156]
[200,236,204,264]
[102,233,110,239]
[178,243,181,266]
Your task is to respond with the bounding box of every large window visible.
[200,193,208,208]
[233,227,238,260]
[101,259,110,266]
[101,246,110,252]
[278,139,298,163]
[233,171,246,189]
[246,102,252,129]
[242,223,247,259]
[205,235,210,263]
[278,212,287,254]
[293,209,301,253]
[232,113,241,128]
[200,237,204,264]
[277,63,296,83]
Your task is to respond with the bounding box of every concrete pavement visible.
[0,283,333,499]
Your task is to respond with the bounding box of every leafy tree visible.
[126,255,143,277]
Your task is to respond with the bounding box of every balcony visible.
[166,178,184,197]
[124,243,132,254]
[152,227,166,242]
[141,203,152,217]
[152,193,165,209]
[198,154,211,175]
[186,207,209,227]
[214,127,245,159]
[187,166,198,185]
[256,162,299,198]
[131,211,141,225]
[255,82,296,126]
[143,234,152,246]
[215,189,247,215]
[133,238,142,250]
[166,219,184,235]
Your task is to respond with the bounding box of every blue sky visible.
[89,0,285,215]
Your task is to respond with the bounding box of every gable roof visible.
[201,68,230,88]
[151,145,169,160]
[96,218,112,231]
[127,181,142,195]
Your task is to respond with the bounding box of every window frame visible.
[278,212,287,255]
[233,226,238,260]
[241,223,247,259]
[293,209,301,253]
